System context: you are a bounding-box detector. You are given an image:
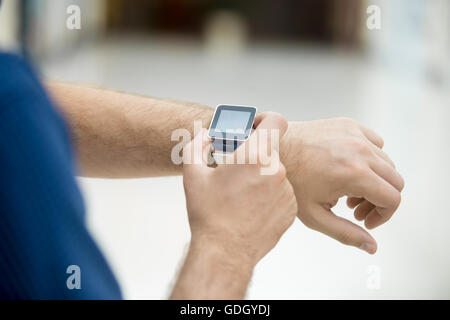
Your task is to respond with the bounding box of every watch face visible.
[208,105,257,141]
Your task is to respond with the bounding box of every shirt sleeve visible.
[0,53,122,299]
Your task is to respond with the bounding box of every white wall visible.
[25,0,107,58]
[363,0,450,86]
[0,0,20,50]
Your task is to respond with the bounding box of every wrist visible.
[171,234,254,299]
[280,121,306,172]
[190,233,256,275]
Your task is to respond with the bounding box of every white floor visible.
[41,35,450,299]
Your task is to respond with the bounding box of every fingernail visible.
[360,242,376,254]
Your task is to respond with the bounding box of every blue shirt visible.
[0,52,122,299]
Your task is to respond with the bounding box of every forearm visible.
[46,81,214,178]
[170,237,254,300]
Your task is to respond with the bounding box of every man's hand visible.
[49,82,403,255]
[281,118,404,254]
[171,113,298,299]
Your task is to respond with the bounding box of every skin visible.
[46,81,213,178]
[46,82,404,257]
[171,115,297,299]
[281,119,404,253]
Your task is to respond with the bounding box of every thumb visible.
[234,112,287,166]
[301,203,378,254]
[183,128,213,173]
[250,112,288,152]
[253,112,288,136]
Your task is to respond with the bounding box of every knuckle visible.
[287,182,295,197]
[279,208,297,233]
[333,140,369,173]
[378,136,385,148]
[283,214,296,231]
[334,159,366,183]
[289,199,298,218]
[288,203,297,218]
[399,176,405,192]
[392,191,402,209]
[349,162,368,179]
[282,186,296,206]
[274,163,287,181]
[261,160,285,183]
[350,138,370,154]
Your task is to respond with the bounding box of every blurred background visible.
[1,0,449,299]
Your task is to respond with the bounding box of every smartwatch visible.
[208,105,257,159]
